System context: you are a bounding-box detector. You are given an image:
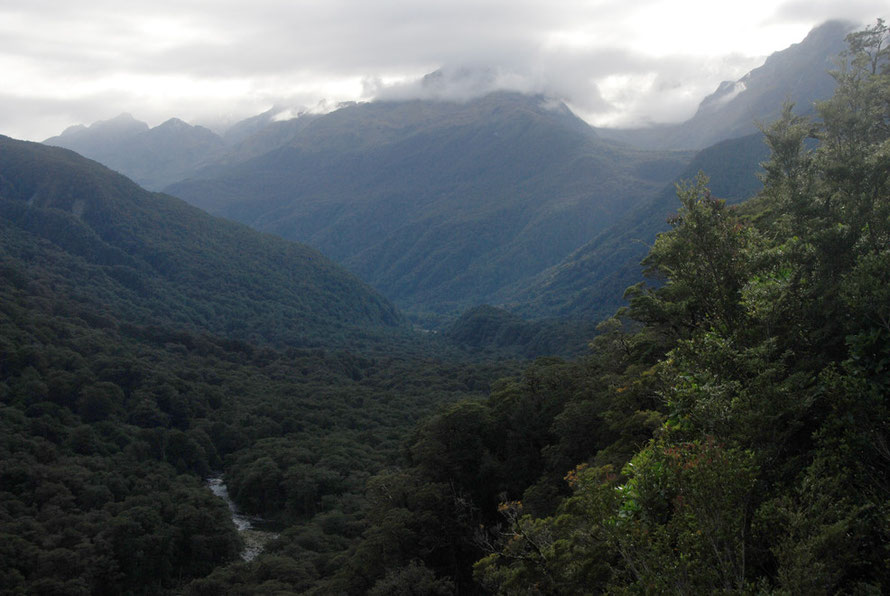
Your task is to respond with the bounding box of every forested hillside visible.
[0,138,516,593]
[303,21,889,594]
[165,92,691,316]
[0,138,400,347]
[510,131,771,321]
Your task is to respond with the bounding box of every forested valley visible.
[2,20,889,595]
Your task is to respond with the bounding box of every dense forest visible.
[0,136,517,593]
[300,22,889,594]
[2,19,888,595]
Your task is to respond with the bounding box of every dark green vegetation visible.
[445,305,600,358]
[510,131,771,321]
[0,139,515,593]
[0,137,400,346]
[166,92,691,317]
[328,22,888,594]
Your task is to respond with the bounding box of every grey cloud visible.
[0,91,137,142]
[770,0,885,25]
[0,0,877,140]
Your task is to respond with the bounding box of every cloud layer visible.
[0,0,885,140]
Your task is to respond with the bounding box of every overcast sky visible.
[0,0,885,141]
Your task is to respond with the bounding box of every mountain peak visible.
[805,19,858,41]
[109,112,139,122]
[373,64,539,105]
[158,117,190,129]
[87,112,148,133]
[46,113,148,144]
[689,19,853,123]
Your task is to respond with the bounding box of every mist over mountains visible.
[597,19,854,149]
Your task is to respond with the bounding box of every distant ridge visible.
[44,115,226,190]
[35,22,853,323]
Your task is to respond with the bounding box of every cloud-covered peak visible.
[369,65,539,104]
[7,1,886,141]
[45,112,148,144]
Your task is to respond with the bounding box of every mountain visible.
[0,135,400,346]
[166,92,692,317]
[36,22,851,325]
[45,112,149,153]
[598,20,854,150]
[509,131,771,320]
[44,115,226,190]
[221,106,283,145]
[504,21,857,319]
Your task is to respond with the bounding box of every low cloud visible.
[1,0,886,140]
[371,66,537,102]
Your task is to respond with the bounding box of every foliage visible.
[446,305,600,358]
[397,20,890,594]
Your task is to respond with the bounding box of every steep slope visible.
[44,116,226,190]
[598,20,853,150]
[166,92,691,315]
[0,135,400,346]
[509,132,770,320]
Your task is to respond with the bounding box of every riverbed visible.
[207,475,279,561]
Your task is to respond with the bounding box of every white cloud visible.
[0,0,885,140]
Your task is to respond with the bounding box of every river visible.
[207,475,279,561]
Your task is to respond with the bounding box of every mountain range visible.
[40,20,853,326]
[44,115,226,191]
[165,92,691,317]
